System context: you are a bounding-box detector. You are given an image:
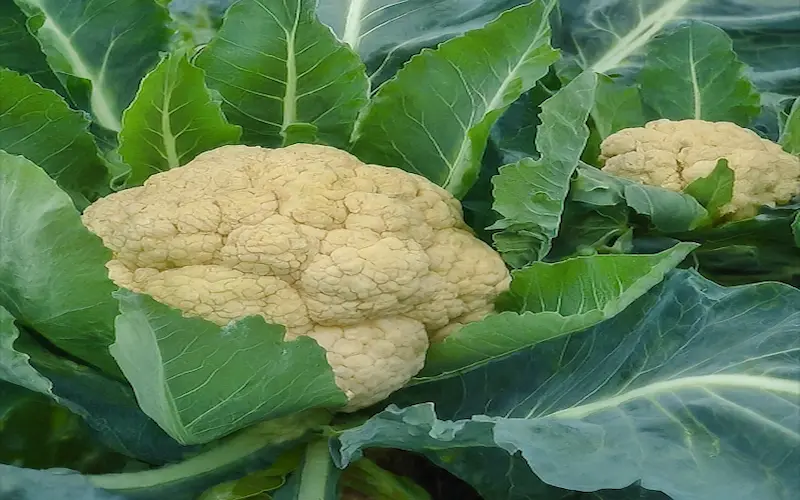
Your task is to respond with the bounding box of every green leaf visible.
[591,74,645,139]
[637,21,760,126]
[272,439,341,500]
[195,0,369,148]
[417,242,697,381]
[568,164,709,234]
[0,152,119,375]
[351,0,560,198]
[14,0,170,132]
[0,0,64,96]
[110,290,347,445]
[317,0,540,87]
[682,158,734,219]
[490,71,597,267]
[0,69,109,206]
[624,183,709,233]
[1,299,194,464]
[119,52,242,186]
[335,270,800,500]
[780,97,800,155]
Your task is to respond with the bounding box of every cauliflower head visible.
[599,119,800,220]
[82,144,510,410]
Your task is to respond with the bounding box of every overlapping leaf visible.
[351,0,560,198]
[111,290,347,445]
[638,22,761,125]
[196,0,369,148]
[0,0,63,95]
[119,52,241,186]
[336,270,800,500]
[14,0,170,132]
[0,69,109,206]
[0,152,118,374]
[490,71,597,266]
[417,242,697,380]
[780,97,800,154]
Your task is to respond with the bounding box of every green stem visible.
[296,438,337,500]
[87,424,277,492]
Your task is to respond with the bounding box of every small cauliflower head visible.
[82,144,510,411]
[599,119,800,220]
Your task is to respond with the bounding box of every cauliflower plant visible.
[82,144,510,410]
[599,119,800,220]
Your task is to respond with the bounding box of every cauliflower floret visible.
[599,119,800,220]
[82,144,510,411]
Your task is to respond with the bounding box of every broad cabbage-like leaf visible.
[0,152,118,374]
[14,0,170,131]
[0,70,109,206]
[195,0,369,148]
[0,0,64,96]
[682,159,734,220]
[637,22,760,126]
[111,290,347,445]
[316,0,531,86]
[351,0,560,199]
[119,52,242,186]
[418,243,697,380]
[0,305,195,464]
[490,71,596,265]
[592,74,646,139]
[334,270,800,500]
[556,0,800,96]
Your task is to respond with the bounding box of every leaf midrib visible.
[543,373,799,420]
[32,2,121,131]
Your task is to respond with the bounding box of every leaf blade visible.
[490,70,597,266]
[0,152,118,375]
[350,0,560,198]
[417,242,698,380]
[0,68,109,206]
[110,290,347,445]
[638,21,761,125]
[14,0,171,131]
[118,52,242,186]
[195,0,369,148]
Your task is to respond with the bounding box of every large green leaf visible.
[111,290,347,445]
[119,52,242,186]
[351,0,559,198]
[195,0,368,148]
[591,74,645,139]
[0,304,195,464]
[417,242,697,381]
[0,69,108,206]
[682,159,734,220]
[334,270,800,500]
[0,152,118,374]
[637,21,761,125]
[489,71,597,266]
[558,0,800,98]
[0,0,63,95]
[14,0,170,131]
[793,212,799,247]
[780,97,800,155]
[569,164,709,234]
[317,0,531,86]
